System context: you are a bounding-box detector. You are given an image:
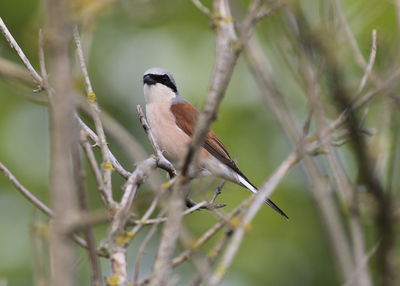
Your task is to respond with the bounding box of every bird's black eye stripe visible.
[149,74,177,93]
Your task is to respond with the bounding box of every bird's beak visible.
[143,74,156,85]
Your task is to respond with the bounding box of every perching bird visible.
[143,67,288,219]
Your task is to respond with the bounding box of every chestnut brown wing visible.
[170,100,289,219]
[170,101,247,179]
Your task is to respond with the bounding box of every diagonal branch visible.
[0,162,53,216]
[0,17,43,87]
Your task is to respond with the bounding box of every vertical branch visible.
[181,0,239,174]
[31,214,51,286]
[73,27,115,207]
[71,133,102,286]
[133,222,160,284]
[45,0,79,285]
[149,183,187,286]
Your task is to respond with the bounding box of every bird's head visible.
[143,67,178,104]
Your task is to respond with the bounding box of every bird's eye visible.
[162,75,169,81]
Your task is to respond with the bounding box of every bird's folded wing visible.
[171,100,289,219]
[170,101,247,179]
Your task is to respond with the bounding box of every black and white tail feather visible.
[238,174,289,220]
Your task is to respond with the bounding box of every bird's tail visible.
[237,175,289,220]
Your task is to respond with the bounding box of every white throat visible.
[144,83,176,104]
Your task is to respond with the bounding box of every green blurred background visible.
[0,0,397,285]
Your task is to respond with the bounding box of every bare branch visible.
[0,17,43,87]
[78,116,131,179]
[187,230,231,286]
[110,157,157,237]
[73,26,115,207]
[208,153,298,285]
[149,182,187,286]
[343,243,380,286]
[137,105,176,177]
[293,10,395,285]
[0,57,34,85]
[0,162,101,254]
[0,162,53,217]
[71,136,102,286]
[181,0,239,176]
[209,181,225,205]
[332,0,381,87]
[356,30,377,94]
[298,32,372,286]
[138,202,247,285]
[45,0,80,284]
[240,11,371,283]
[80,131,108,204]
[134,201,208,225]
[67,210,109,233]
[133,213,163,284]
[253,1,285,24]
[191,0,213,19]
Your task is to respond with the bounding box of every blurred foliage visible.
[0,0,398,285]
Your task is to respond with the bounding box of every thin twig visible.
[0,162,99,254]
[80,131,108,204]
[210,181,225,205]
[67,210,110,233]
[191,0,213,19]
[138,202,247,285]
[0,162,53,216]
[343,243,380,286]
[187,230,231,286]
[110,157,158,237]
[299,31,372,286]
[0,17,43,87]
[356,30,377,94]
[0,57,34,85]
[73,26,115,207]
[137,105,176,178]
[134,201,208,225]
[71,135,102,286]
[332,0,380,87]
[296,10,394,285]
[253,1,285,23]
[78,116,130,179]
[133,212,164,284]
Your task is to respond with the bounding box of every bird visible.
[142,67,288,219]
